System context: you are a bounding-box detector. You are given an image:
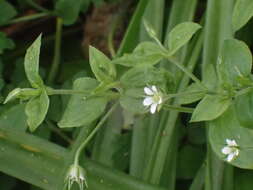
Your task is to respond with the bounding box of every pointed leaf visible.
[89,46,116,82]
[58,77,108,128]
[168,22,201,56]
[232,0,253,32]
[24,34,44,88]
[191,95,231,122]
[112,42,164,67]
[25,90,49,132]
[0,0,17,25]
[218,39,252,86]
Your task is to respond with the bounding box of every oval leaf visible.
[25,90,49,132]
[190,95,231,122]
[55,0,82,25]
[24,34,44,88]
[89,46,116,82]
[0,0,17,25]
[218,39,252,86]
[209,106,253,169]
[58,77,108,128]
[168,22,201,56]
[232,0,253,32]
[112,42,164,67]
[235,90,253,128]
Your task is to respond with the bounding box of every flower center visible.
[152,93,161,104]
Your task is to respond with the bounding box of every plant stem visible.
[25,0,51,13]
[47,17,63,84]
[162,104,194,113]
[1,13,51,26]
[74,103,118,165]
[46,88,89,95]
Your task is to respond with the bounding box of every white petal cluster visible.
[65,164,88,190]
[143,85,162,114]
[221,139,239,162]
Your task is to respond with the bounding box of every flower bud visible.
[65,164,88,190]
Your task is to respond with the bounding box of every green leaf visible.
[168,22,201,56]
[232,0,253,32]
[0,0,17,25]
[0,32,15,54]
[89,46,116,82]
[24,34,44,88]
[120,66,168,88]
[0,104,27,132]
[120,88,147,114]
[191,95,231,122]
[218,39,252,86]
[235,90,253,128]
[179,83,205,105]
[113,42,164,67]
[58,77,108,128]
[55,0,82,25]
[25,90,49,132]
[209,106,253,169]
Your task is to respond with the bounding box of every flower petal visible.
[151,85,158,93]
[226,139,237,146]
[144,87,154,95]
[143,97,153,106]
[150,103,158,114]
[222,146,232,155]
[227,153,235,162]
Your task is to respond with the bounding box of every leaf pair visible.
[113,22,201,68]
[5,35,49,132]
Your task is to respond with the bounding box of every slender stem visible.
[25,0,51,13]
[167,90,206,99]
[46,88,90,95]
[162,104,194,113]
[74,103,118,165]
[166,56,207,90]
[47,17,63,84]
[1,13,51,26]
[46,120,73,144]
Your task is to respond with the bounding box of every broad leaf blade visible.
[24,34,44,88]
[218,39,252,86]
[25,90,49,132]
[0,0,17,25]
[113,42,164,67]
[232,0,253,32]
[58,77,108,128]
[89,46,116,82]
[235,90,253,128]
[168,22,201,56]
[209,106,253,169]
[191,95,231,122]
[55,0,82,25]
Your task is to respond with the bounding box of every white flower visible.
[143,85,163,114]
[65,164,88,190]
[221,139,240,162]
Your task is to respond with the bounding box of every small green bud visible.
[4,88,41,104]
